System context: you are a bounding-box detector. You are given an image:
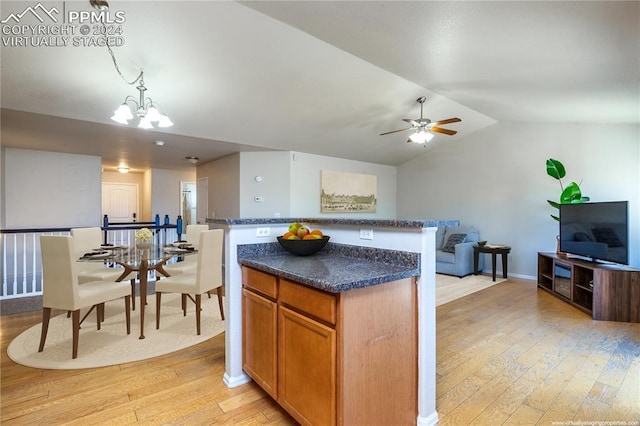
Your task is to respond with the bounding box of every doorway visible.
[180,181,197,226]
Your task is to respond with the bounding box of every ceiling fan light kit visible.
[381,96,461,144]
[409,130,434,144]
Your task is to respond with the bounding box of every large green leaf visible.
[546,158,566,180]
[560,182,583,204]
[547,200,560,209]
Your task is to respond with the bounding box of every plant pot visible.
[136,240,152,250]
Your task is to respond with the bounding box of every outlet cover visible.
[256,227,270,237]
[360,229,373,240]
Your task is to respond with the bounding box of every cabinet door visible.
[242,288,278,398]
[278,306,336,426]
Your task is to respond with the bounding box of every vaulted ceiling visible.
[2,1,638,172]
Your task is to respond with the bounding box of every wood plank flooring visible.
[2,278,638,425]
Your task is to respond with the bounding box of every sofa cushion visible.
[442,233,467,253]
[436,227,446,249]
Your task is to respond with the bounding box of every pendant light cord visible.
[105,41,143,86]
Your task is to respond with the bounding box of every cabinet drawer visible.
[242,267,277,299]
[280,279,337,326]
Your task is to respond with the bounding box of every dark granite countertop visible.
[209,217,458,228]
[238,242,420,293]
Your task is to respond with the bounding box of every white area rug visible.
[7,293,225,370]
[436,273,506,306]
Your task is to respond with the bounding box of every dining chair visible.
[39,235,131,359]
[162,224,209,276]
[155,229,225,335]
[71,227,138,309]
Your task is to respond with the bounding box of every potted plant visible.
[546,158,590,220]
[546,158,589,253]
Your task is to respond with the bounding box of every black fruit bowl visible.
[277,236,330,256]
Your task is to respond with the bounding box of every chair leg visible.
[155,292,162,329]
[182,294,187,316]
[216,287,225,321]
[131,279,136,311]
[96,304,102,330]
[195,294,202,335]
[72,310,80,359]
[125,295,131,335]
[38,307,52,352]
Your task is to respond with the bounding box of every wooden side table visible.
[474,244,511,281]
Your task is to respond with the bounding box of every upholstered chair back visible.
[185,225,209,248]
[40,235,79,311]
[70,227,102,259]
[195,229,223,294]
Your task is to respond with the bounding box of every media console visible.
[537,252,640,323]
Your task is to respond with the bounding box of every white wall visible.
[3,148,102,228]
[151,168,196,223]
[239,151,290,218]
[289,151,397,218]
[397,122,640,278]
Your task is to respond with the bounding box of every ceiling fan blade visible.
[432,117,461,126]
[380,127,412,136]
[402,118,420,126]
[430,127,457,136]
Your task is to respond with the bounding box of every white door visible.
[102,183,139,223]
[196,177,208,224]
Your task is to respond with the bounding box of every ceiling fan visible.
[380,96,461,144]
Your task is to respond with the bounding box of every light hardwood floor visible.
[1,278,638,425]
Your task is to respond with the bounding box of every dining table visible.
[81,244,196,339]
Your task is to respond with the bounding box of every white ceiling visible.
[1,1,638,172]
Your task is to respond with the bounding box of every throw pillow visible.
[441,233,467,253]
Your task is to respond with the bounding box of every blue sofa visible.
[435,225,484,277]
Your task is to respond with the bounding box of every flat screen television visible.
[559,201,629,265]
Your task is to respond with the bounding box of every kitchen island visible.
[208,217,459,426]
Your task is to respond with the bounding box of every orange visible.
[282,231,294,239]
[310,229,323,237]
[302,235,316,240]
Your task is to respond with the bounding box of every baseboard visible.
[417,410,439,426]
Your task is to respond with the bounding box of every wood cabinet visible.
[537,252,640,323]
[242,266,417,426]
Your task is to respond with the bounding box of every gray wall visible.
[3,148,102,228]
[289,151,397,219]
[397,122,640,278]
[151,168,196,222]
[198,154,241,219]
[239,151,291,218]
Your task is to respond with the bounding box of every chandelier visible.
[91,0,173,129]
[110,71,173,129]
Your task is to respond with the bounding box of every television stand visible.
[537,252,640,323]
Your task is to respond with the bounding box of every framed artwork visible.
[321,170,377,213]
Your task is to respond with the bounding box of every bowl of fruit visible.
[277,222,330,256]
